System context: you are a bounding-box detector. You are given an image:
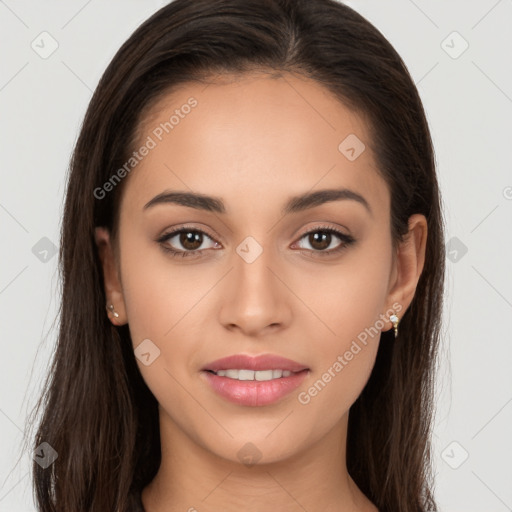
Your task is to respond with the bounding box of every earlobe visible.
[94,227,127,326]
[384,214,428,334]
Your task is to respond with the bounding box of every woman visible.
[29,0,445,510]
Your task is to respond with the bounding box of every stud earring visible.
[390,313,399,338]
[107,303,119,318]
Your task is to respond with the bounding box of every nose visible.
[218,244,292,337]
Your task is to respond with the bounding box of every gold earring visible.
[107,303,119,318]
[390,313,399,338]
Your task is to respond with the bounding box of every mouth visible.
[203,368,305,380]
[202,352,309,373]
[201,353,310,406]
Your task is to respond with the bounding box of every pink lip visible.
[201,353,310,407]
[201,369,309,407]
[202,353,309,372]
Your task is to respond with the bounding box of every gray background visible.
[1,0,511,510]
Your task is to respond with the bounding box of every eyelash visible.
[156,224,356,259]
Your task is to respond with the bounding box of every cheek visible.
[296,343,377,432]
[294,283,384,424]
[292,237,392,411]
[119,236,218,398]
[293,236,392,345]
[118,247,204,409]
[119,231,211,342]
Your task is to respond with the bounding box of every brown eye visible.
[157,227,220,257]
[306,231,333,251]
[178,231,203,251]
[294,226,356,257]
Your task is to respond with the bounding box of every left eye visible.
[294,228,353,252]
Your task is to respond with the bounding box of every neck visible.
[141,406,378,512]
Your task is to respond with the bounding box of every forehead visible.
[121,72,388,218]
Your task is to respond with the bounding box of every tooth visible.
[238,369,255,380]
[255,370,274,381]
[213,369,294,380]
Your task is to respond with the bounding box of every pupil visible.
[181,231,202,250]
[311,231,330,250]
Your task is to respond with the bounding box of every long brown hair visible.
[26,1,445,510]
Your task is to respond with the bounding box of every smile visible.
[202,368,309,407]
[207,369,294,380]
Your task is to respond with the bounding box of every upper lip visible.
[202,353,309,373]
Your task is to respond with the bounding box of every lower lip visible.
[201,370,309,407]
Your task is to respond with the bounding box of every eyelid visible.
[157,223,221,244]
[294,223,351,240]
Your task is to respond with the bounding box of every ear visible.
[383,213,428,332]
[94,227,127,326]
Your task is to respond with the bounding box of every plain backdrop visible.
[1,1,511,510]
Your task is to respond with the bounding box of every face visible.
[96,72,425,466]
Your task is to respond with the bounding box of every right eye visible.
[157,227,221,258]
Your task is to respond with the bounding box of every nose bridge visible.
[233,234,280,303]
[219,234,290,334]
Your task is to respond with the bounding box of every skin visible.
[96,71,427,512]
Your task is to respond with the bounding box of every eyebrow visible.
[143,188,372,216]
